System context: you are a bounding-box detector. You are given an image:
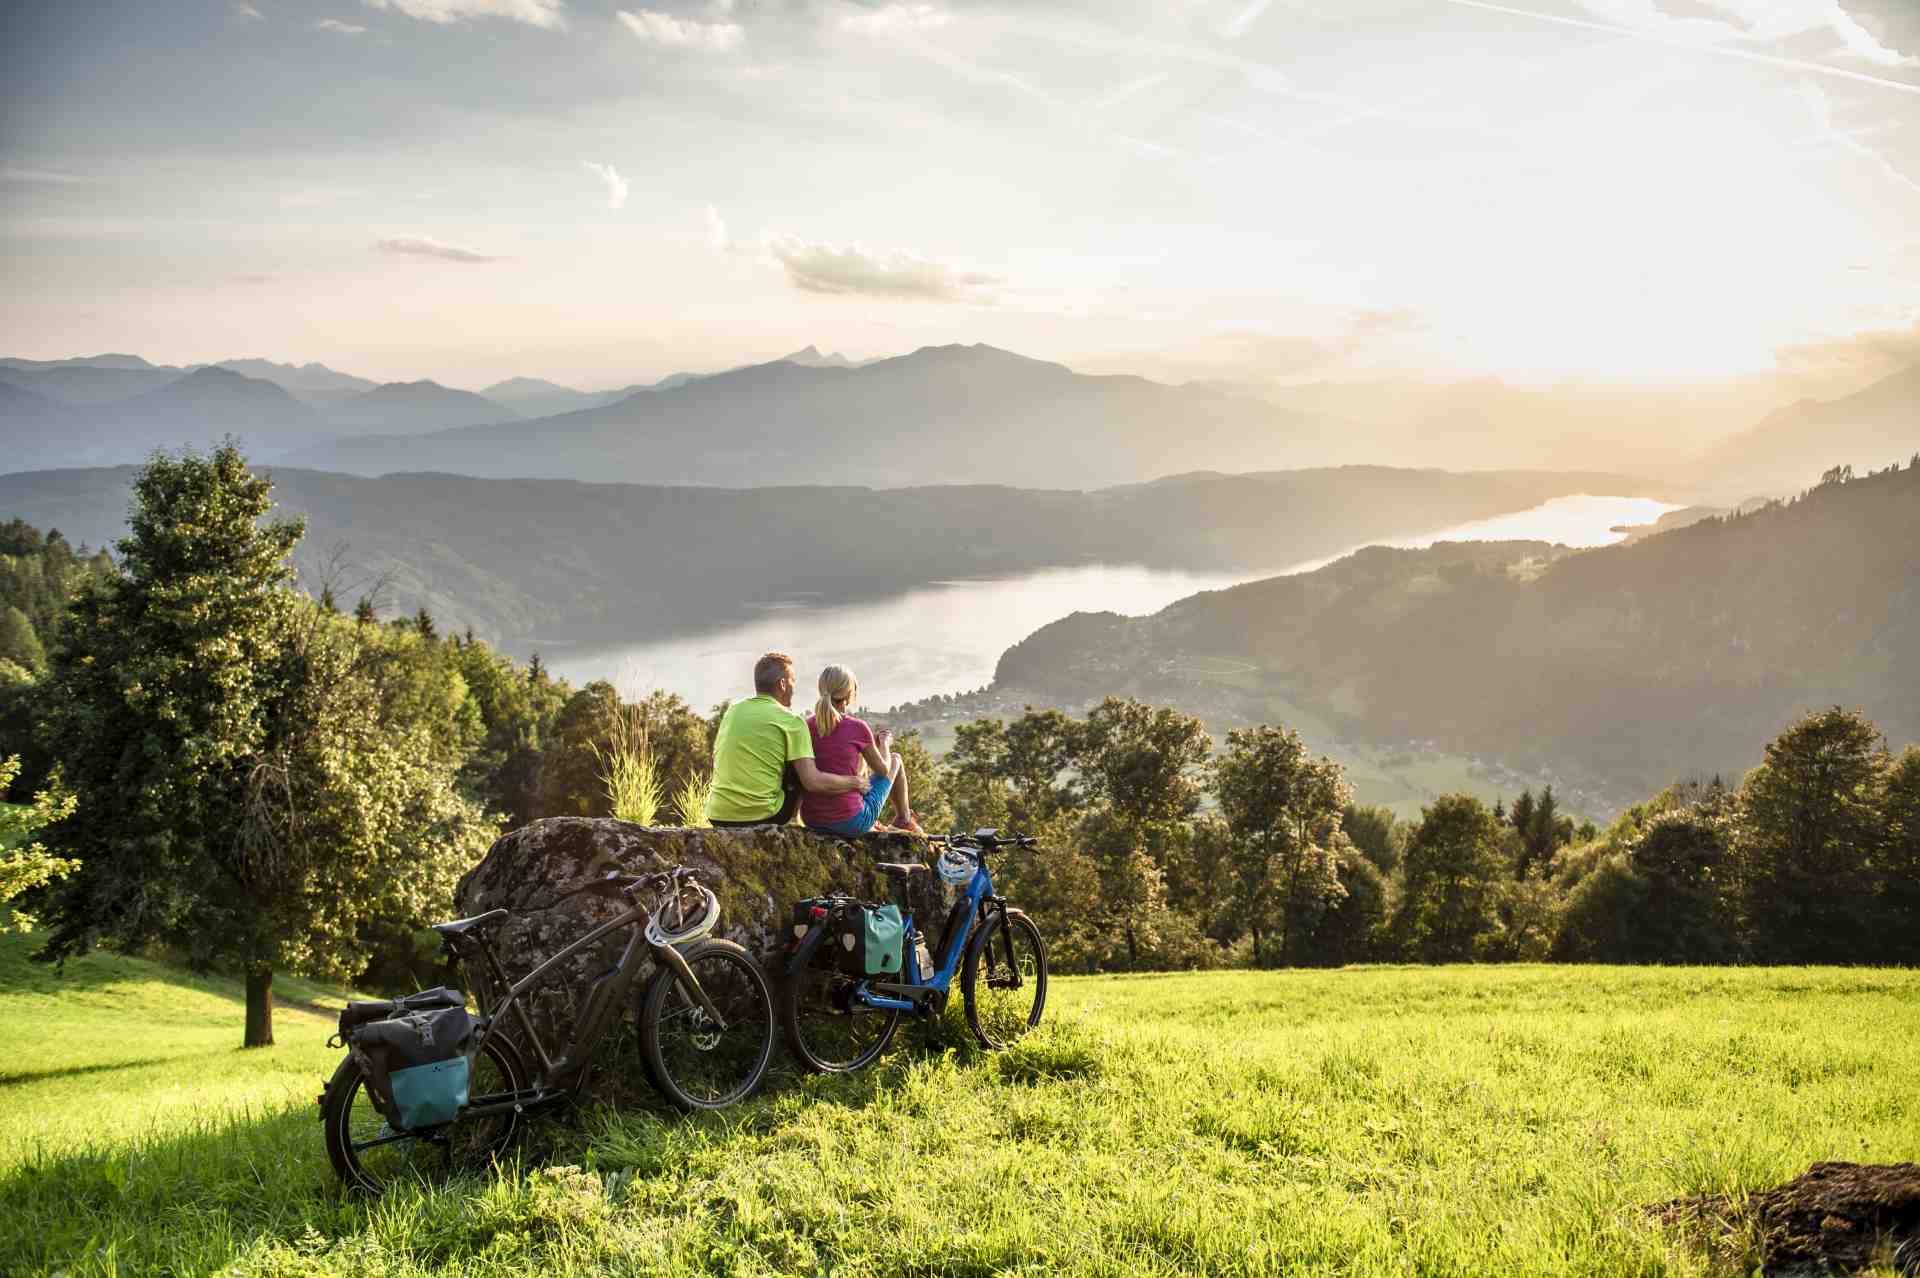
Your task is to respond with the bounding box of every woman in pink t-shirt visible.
[800,665,922,836]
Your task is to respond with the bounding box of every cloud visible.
[1110,308,1432,385]
[704,204,730,252]
[233,2,264,18]
[361,0,566,30]
[1795,79,1920,192]
[315,17,369,33]
[616,8,743,49]
[0,167,88,184]
[1774,319,1920,377]
[1089,72,1170,111]
[768,236,998,301]
[1436,0,1920,96]
[376,234,498,262]
[1827,3,1918,67]
[838,3,951,35]
[582,161,629,210]
[1219,0,1274,40]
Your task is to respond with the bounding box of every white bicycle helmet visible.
[645,881,721,948]
[935,845,979,886]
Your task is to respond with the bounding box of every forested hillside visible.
[998,461,1920,806]
[0,463,1655,649]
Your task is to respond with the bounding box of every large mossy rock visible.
[451,817,951,1066]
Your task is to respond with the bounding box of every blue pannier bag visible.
[348,1001,475,1130]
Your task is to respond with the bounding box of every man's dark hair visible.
[753,651,794,694]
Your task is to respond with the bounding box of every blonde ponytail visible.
[813,665,858,741]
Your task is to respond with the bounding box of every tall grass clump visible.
[592,706,661,826]
[671,770,714,827]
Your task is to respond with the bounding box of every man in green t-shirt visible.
[707,651,867,827]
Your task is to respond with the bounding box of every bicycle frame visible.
[449,892,729,1117]
[789,852,1019,1014]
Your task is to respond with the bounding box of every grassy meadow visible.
[1,932,1915,1277]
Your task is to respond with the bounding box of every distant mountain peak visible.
[485,376,580,396]
[779,345,855,369]
[175,365,256,387]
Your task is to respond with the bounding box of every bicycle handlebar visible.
[928,830,1039,853]
[599,865,701,899]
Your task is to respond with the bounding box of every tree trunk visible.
[244,963,275,1048]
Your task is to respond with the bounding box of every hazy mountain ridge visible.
[8,345,1907,491]
[0,360,523,468]
[321,380,521,432]
[0,463,1657,654]
[994,463,1920,806]
[286,343,1309,487]
[211,359,378,393]
[1703,362,1920,496]
[0,347,883,473]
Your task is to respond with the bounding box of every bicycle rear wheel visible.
[778,960,900,1074]
[639,939,774,1110]
[962,908,1047,1050]
[322,1035,521,1194]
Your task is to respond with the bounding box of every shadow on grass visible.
[0,1058,171,1088]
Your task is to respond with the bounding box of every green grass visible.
[0,935,345,1172]
[2,935,1915,1276]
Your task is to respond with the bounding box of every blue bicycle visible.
[779,828,1049,1071]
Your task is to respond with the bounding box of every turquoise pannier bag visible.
[846,902,903,976]
[387,1056,472,1129]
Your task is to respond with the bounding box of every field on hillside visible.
[2,936,1915,1277]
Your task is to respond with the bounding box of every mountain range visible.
[992,461,1920,808]
[286,344,1316,488]
[4,346,1913,493]
[0,346,880,474]
[0,463,1655,652]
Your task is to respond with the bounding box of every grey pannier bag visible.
[337,990,475,1130]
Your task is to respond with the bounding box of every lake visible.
[547,493,1679,711]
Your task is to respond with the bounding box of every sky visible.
[2,0,1918,390]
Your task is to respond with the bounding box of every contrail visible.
[1433,0,1920,97]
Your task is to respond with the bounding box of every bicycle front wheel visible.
[639,939,775,1111]
[322,1034,522,1194]
[962,908,1047,1050]
[779,959,900,1074]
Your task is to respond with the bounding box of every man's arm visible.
[793,758,869,795]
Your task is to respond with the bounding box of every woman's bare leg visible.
[888,751,912,824]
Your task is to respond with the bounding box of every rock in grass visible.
[1652,1161,1920,1275]
[451,817,952,1073]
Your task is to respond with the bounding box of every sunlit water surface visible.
[547,494,1677,710]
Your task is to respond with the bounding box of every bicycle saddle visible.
[430,908,509,936]
[875,862,928,877]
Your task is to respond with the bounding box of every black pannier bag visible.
[337,990,475,1130]
[791,896,903,978]
[336,986,464,1038]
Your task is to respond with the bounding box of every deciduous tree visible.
[1392,793,1505,962]
[1735,707,1886,963]
[1215,724,1350,965]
